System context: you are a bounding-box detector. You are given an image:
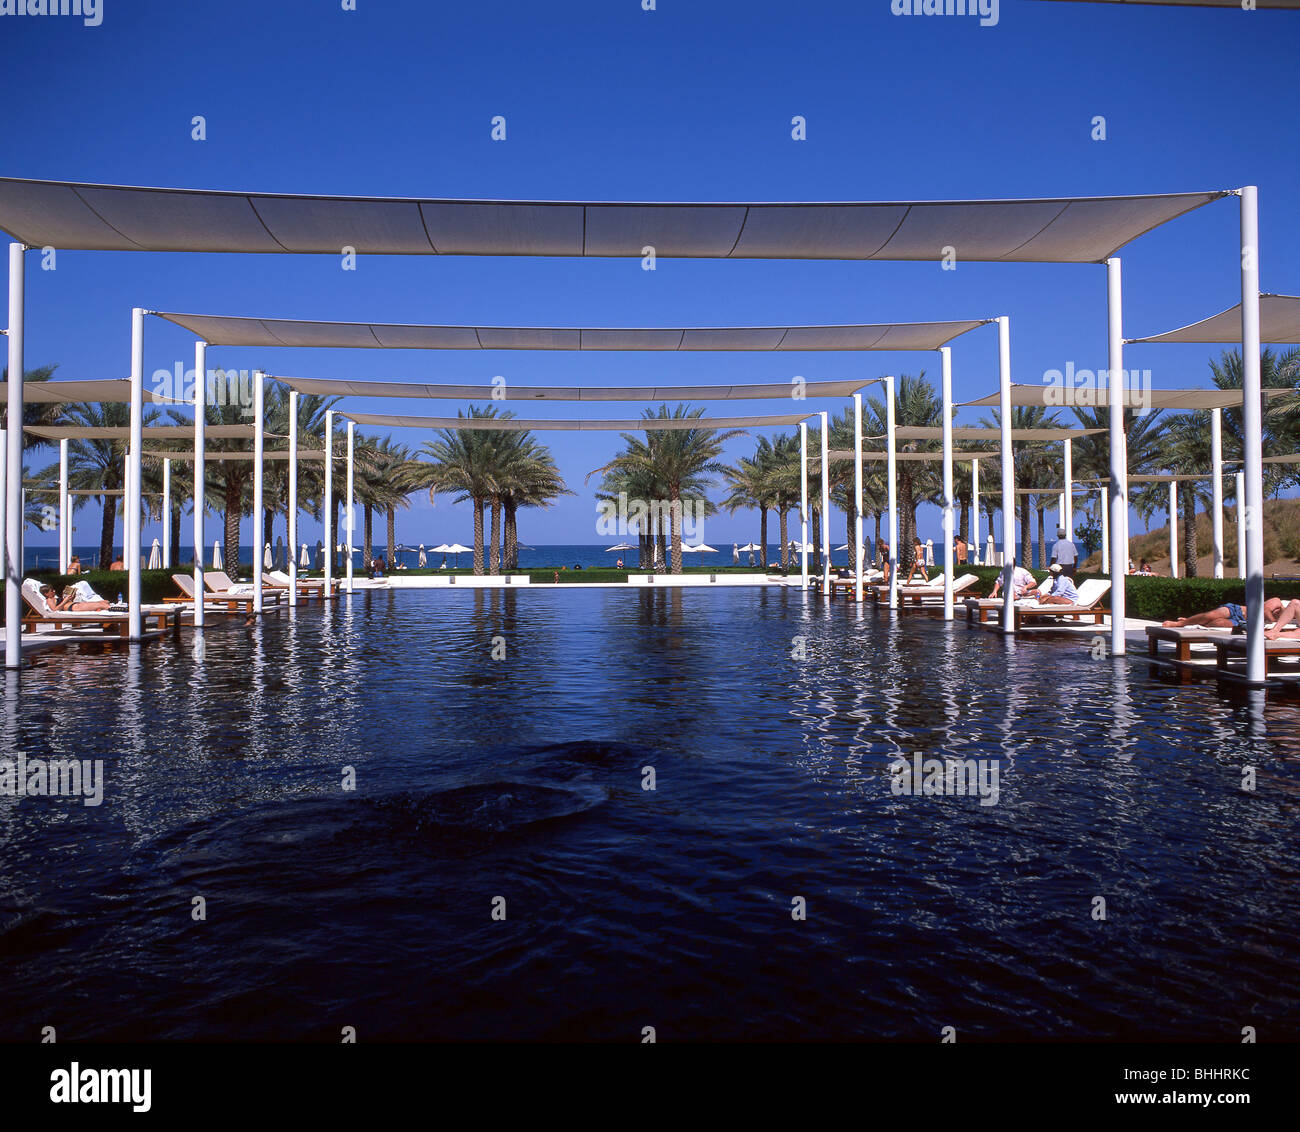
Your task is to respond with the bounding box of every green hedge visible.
[1122,577,1300,621]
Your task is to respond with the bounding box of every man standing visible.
[1049,527,1078,578]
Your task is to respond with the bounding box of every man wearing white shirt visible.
[990,563,1037,600]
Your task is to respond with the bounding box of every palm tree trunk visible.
[99,495,117,569]
[656,517,667,574]
[778,507,789,569]
[1183,495,1199,577]
[363,505,373,566]
[503,498,518,571]
[958,488,970,543]
[473,497,485,575]
[759,508,769,569]
[899,476,915,569]
[386,505,397,569]
[263,507,274,562]
[333,496,343,572]
[171,500,183,567]
[488,497,501,575]
[812,508,822,572]
[844,500,855,570]
[669,490,683,575]
[1036,504,1046,569]
[873,511,882,566]
[224,479,242,573]
[1020,496,1032,567]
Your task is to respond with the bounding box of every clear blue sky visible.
[4,0,1297,549]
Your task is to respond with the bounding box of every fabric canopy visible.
[1262,455,1300,464]
[142,449,328,461]
[271,375,875,401]
[0,178,1226,263]
[826,449,993,461]
[961,384,1292,410]
[1079,474,1217,482]
[27,424,257,440]
[1127,294,1300,344]
[160,313,989,351]
[343,411,805,431]
[0,378,176,404]
[889,425,1104,440]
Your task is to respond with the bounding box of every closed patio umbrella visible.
[264,542,273,570]
[418,543,427,567]
[212,540,222,569]
[275,535,285,570]
[147,538,161,569]
[300,543,310,568]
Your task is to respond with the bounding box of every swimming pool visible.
[1,588,1295,1040]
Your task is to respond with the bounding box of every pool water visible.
[1,588,1296,1041]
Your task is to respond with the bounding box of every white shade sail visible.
[141,448,328,461]
[272,375,875,402]
[344,411,805,431]
[160,313,989,351]
[0,177,1226,263]
[1127,294,1300,344]
[0,378,179,404]
[827,449,994,461]
[961,384,1292,411]
[27,424,258,440]
[888,425,1104,440]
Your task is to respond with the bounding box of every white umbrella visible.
[445,542,471,568]
[300,543,310,568]
[264,542,273,570]
[212,540,222,570]
[606,543,634,552]
[418,543,427,567]
[681,543,718,554]
[834,544,849,552]
[147,538,161,569]
[738,542,762,552]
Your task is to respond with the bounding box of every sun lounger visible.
[21,579,178,638]
[265,570,337,598]
[966,579,1111,626]
[1145,624,1233,663]
[1213,636,1300,677]
[166,573,262,612]
[872,573,980,607]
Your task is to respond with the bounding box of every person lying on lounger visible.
[45,582,111,612]
[1264,599,1300,639]
[1036,564,1081,605]
[1162,596,1285,631]
[990,564,1037,600]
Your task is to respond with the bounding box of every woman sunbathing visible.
[1162,596,1285,631]
[48,581,111,611]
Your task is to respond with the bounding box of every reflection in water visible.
[0,587,1296,1042]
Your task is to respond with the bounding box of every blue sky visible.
[4,0,1297,549]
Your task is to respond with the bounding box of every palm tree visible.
[61,399,161,568]
[499,443,569,570]
[591,405,743,575]
[723,447,772,569]
[1162,412,1214,576]
[422,406,514,575]
[866,374,942,571]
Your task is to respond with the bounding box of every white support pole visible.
[5,243,24,668]
[1106,258,1128,656]
[1101,486,1110,574]
[972,457,980,565]
[997,317,1015,635]
[288,390,298,609]
[1063,438,1073,536]
[346,419,355,595]
[940,346,954,620]
[819,410,830,593]
[1211,408,1224,578]
[1168,481,1178,579]
[193,341,206,628]
[799,421,808,589]
[1236,472,1246,580]
[324,409,334,593]
[1240,186,1265,685]
[885,374,898,609]
[127,306,144,640]
[58,438,69,574]
[252,370,264,614]
[853,392,864,603]
[162,458,171,568]
[0,429,6,637]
